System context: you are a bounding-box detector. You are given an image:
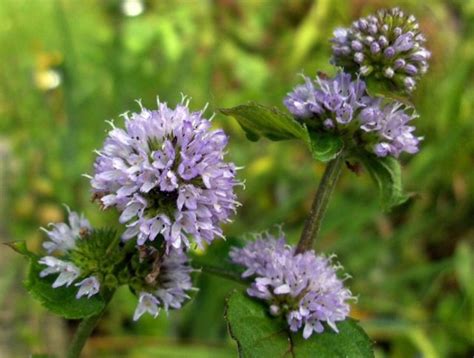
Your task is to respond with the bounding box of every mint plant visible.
[8,7,429,358]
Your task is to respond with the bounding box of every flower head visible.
[331,8,430,92]
[284,72,421,157]
[38,210,101,300]
[230,233,354,339]
[133,248,195,320]
[361,100,422,157]
[91,98,240,250]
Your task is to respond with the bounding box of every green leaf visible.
[4,240,37,259]
[225,291,290,357]
[25,259,106,319]
[291,322,374,357]
[221,102,348,163]
[357,152,409,210]
[6,236,114,319]
[220,103,308,142]
[307,132,344,162]
[364,77,414,107]
[225,291,374,358]
[9,232,118,319]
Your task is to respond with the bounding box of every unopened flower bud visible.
[384,67,394,78]
[404,64,418,75]
[393,58,406,69]
[404,77,416,91]
[351,40,363,51]
[384,47,395,58]
[354,52,364,63]
[370,42,381,54]
[360,65,373,76]
[331,7,430,92]
[378,35,389,48]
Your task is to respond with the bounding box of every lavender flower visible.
[91,97,240,250]
[284,72,421,157]
[134,292,160,320]
[230,233,354,339]
[133,249,195,320]
[40,206,92,254]
[283,77,320,118]
[39,256,81,288]
[331,8,430,92]
[360,100,422,157]
[38,210,101,299]
[285,73,368,126]
[75,276,100,299]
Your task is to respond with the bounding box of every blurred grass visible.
[0,0,473,357]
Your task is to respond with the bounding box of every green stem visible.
[67,290,114,358]
[296,152,345,253]
[195,263,247,285]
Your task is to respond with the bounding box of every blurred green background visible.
[0,0,473,357]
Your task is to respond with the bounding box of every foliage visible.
[221,103,344,162]
[7,241,106,319]
[25,259,106,319]
[355,153,409,210]
[226,290,374,358]
[220,103,308,142]
[220,103,407,209]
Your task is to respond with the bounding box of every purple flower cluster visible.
[284,73,367,122]
[230,233,353,339]
[133,249,195,320]
[39,210,101,299]
[284,73,421,157]
[38,207,196,317]
[360,100,421,157]
[331,7,430,92]
[91,98,240,250]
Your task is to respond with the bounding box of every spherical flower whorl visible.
[230,233,354,339]
[91,98,240,250]
[284,72,422,157]
[331,7,430,92]
[133,248,195,320]
[39,209,101,300]
[360,99,421,157]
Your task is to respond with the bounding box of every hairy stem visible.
[67,290,114,358]
[296,152,345,253]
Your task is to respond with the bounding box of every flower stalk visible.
[67,289,115,358]
[197,263,247,284]
[296,152,345,253]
